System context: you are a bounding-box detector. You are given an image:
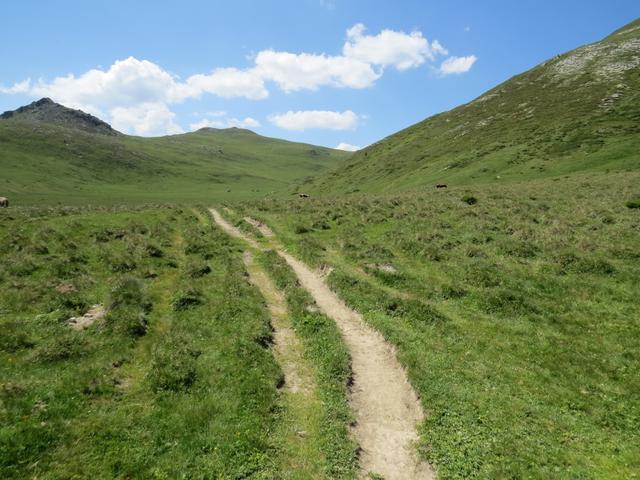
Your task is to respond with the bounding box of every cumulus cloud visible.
[335,142,361,151]
[0,78,31,94]
[439,55,477,75]
[269,110,359,131]
[343,23,447,70]
[180,67,267,100]
[111,102,184,137]
[255,50,380,91]
[16,57,267,135]
[190,116,261,131]
[0,24,474,135]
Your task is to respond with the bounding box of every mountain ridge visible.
[305,17,640,194]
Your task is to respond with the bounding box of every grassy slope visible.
[306,18,640,194]
[0,122,348,205]
[234,171,640,479]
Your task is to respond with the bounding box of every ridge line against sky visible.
[0,0,639,149]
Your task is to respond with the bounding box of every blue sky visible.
[1,1,638,149]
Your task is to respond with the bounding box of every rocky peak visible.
[0,98,121,136]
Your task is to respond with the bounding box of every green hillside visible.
[0,101,348,205]
[307,18,640,194]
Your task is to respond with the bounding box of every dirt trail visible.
[209,208,261,249]
[244,217,275,237]
[243,251,313,395]
[210,208,434,480]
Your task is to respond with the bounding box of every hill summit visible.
[0,97,120,136]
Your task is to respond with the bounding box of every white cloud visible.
[181,67,268,100]
[335,142,361,151]
[17,57,267,135]
[31,57,179,115]
[111,102,184,136]
[0,24,474,135]
[190,116,261,131]
[0,78,31,94]
[343,23,447,70]
[439,55,477,75]
[255,50,380,91]
[269,110,359,131]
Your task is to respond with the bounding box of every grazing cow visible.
[435,184,448,189]
[298,193,310,198]
[0,197,8,207]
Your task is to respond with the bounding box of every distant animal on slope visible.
[298,193,310,198]
[435,184,448,189]
[0,197,8,207]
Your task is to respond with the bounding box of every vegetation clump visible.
[462,195,478,205]
[626,197,640,209]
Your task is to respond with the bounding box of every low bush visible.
[108,277,146,311]
[148,337,200,392]
[36,332,88,362]
[294,224,311,234]
[462,195,478,205]
[626,197,640,209]
[172,287,203,311]
[186,260,212,278]
[0,321,35,352]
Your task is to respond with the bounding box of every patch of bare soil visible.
[366,263,398,273]
[68,304,106,330]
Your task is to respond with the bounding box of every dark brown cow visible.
[435,184,448,189]
[298,193,310,198]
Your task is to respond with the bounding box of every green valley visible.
[1,13,640,480]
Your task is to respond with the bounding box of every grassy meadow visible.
[0,120,348,205]
[0,205,271,478]
[231,171,640,479]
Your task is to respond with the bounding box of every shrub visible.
[294,224,311,234]
[148,338,200,392]
[6,255,39,277]
[106,253,137,272]
[108,277,146,310]
[145,243,164,258]
[106,306,148,336]
[0,321,35,352]
[626,198,640,209]
[36,333,88,362]
[555,253,616,276]
[172,288,203,311]
[462,195,478,205]
[186,260,212,278]
[441,284,467,299]
[481,288,539,316]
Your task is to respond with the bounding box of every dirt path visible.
[241,235,327,476]
[243,250,313,394]
[210,208,434,480]
[209,208,261,249]
[244,217,275,237]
